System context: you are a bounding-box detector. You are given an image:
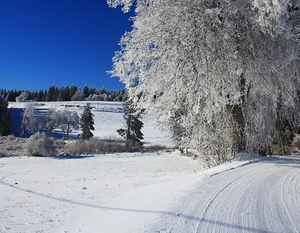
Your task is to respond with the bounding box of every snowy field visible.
[1,101,300,232]
[2,153,299,233]
[9,101,174,146]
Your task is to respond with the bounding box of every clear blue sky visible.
[0,0,133,91]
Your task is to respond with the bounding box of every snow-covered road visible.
[149,155,300,233]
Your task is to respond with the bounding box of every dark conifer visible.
[117,96,144,148]
[0,95,12,136]
[80,104,94,140]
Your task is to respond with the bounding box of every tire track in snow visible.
[149,155,300,233]
[194,162,276,233]
[279,169,300,233]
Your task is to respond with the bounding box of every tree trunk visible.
[229,104,246,154]
[67,124,70,140]
[227,74,247,155]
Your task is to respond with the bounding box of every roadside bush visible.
[65,138,145,155]
[292,134,300,153]
[54,140,68,155]
[145,144,167,152]
[266,140,293,155]
[24,132,55,156]
[0,136,26,156]
[66,139,109,155]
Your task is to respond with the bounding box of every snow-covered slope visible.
[9,101,173,146]
[2,101,300,233]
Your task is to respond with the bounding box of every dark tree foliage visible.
[83,85,90,98]
[117,97,144,148]
[80,104,94,140]
[0,85,126,102]
[0,95,12,136]
[69,85,78,100]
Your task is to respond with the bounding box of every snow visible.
[2,101,300,232]
[148,155,300,233]
[0,151,202,233]
[1,152,300,232]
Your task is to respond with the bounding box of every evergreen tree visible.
[69,85,78,100]
[80,104,94,140]
[83,85,89,98]
[117,97,144,148]
[37,90,44,102]
[0,95,12,136]
[46,86,55,102]
[58,86,70,101]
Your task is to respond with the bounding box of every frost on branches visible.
[108,0,300,163]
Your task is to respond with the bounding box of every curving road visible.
[149,155,300,233]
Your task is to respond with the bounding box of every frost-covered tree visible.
[16,92,29,102]
[21,104,38,136]
[109,0,300,161]
[55,110,79,140]
[71,90,85,101]
[37,109,56,137]
[80,104,94,140]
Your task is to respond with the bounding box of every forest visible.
[0,85,126,102]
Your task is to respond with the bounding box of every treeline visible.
[0,85,126,102]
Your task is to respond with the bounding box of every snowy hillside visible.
[2,101,300,233]
[9,101,173,146]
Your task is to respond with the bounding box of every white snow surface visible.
[2,153,300,233]
[2,101,300,233]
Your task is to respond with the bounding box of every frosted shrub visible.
[24,132,55,156]
[292,134,300,153]
[66,139,109,155]
[65,139,133,155]
[67,140,87,155]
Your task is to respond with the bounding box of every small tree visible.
[80,104,94,140]
[71,90,85,101]
[21,103,38,137]
[117,98,144,148]
[0,95,12,136]
[15,92,29,102]
[55,110,79,140]
[39,109,56,137]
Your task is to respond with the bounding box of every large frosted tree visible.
[108,0,300,162]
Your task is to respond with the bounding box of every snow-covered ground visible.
[2,153,299,233]
[147,154,300,233]
[2,101,300,233]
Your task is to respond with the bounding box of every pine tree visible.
[80,104,94,140]
[83,85,89,98]
[117,97,144,148]
[46,86,55,102]
[0,95,12,136]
